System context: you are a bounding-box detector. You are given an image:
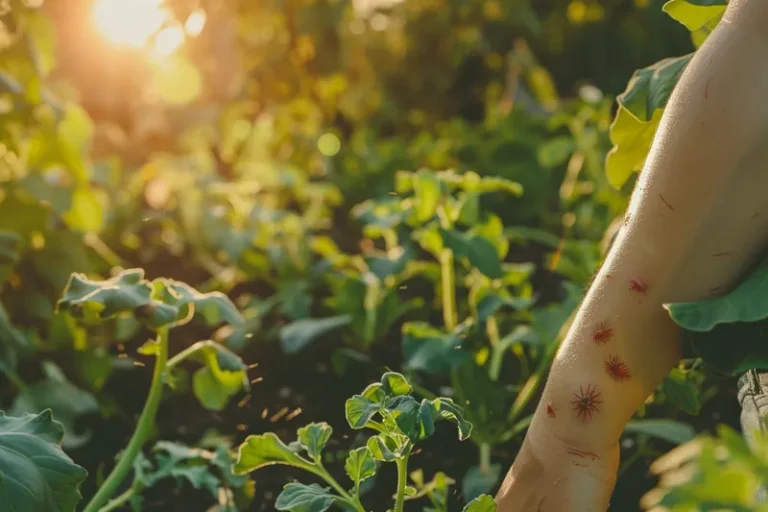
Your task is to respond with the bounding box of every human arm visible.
[496,1,768,509]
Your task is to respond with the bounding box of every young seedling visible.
[233,371,498,511]
[55,268,247,512]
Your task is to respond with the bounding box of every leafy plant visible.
[233,371,496,511]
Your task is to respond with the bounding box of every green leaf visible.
[275,482,339,512]
[134,441,225,499]
[279,315,351,354]
[188,341,249,411]
[666,256,768,375]
[412,168,442,223]
[63,186,103,233]
[431,397,473,440]
[366,433,402,461]
[402,321,469,375]
[667,258,768,331]
[345,394,381,429]
[0,409,88,512]
[10,361,99,448]
[153,280,244,329]
[440,229,503,279]
[297,423,332,461]
[380,372,413,397]
[387,396,437,442]
[663,0,727,32]
[462,464,502,503]
[661,368,701,415]
[605,54,692,189]
[345,447,376,486]
[57,269,153,322]
[462,494,497,512]
[624,419,696,445]
[233,433,310,474]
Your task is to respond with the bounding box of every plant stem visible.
[98,480,143,512]
[310,464,365,512]
[440,248,457,332]
[479,442,491,471]
[83,328,169,512]
[165,339,215,369]
[393,450,411,512]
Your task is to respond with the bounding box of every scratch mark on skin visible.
[538,497,547,511]
[546,402,557,418]
[605,355,632,382]
[709,286,722,293]
[566,447,600,460]
[592,321,614,345]
[571,384,602,422]
[629,279,649,295]
[712,252,732,258]
[704,79,710,99]
[659,194,676,212]
[752,212,762,220]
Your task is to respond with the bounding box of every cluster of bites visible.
[547,272,640,426]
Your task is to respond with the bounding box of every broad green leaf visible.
[440,229,503,279]
[188,341,249,411]
[0,409,88,512]
[10,361,98,448]
[661,368,701,415]
[344,447,376,486]
[275,482,339,512]
[57,269,152,322]
[624,419,696,445]
[297,423,332,460]
[462,464,502,503]
[233,433,310,474]
[152,280,244,329]
[279,315,351,354]
[345,394,381,429]
[387,396,437,442]
[380,372,413,397]
[666,256,768,374]
[475,293,533,324]
[402,321,469,375]
[412,168,442,223]
[666,257,768,331]
[462,494,497,512]
[663,0,727,33]
[605,55,692,189]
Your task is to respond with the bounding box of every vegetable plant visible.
[233,371,497,511]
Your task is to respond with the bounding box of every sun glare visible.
[93,0,168,48]
[152,25,185,57]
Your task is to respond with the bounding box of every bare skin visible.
[496,1,768,510]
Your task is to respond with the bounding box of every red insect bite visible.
[592,321,614,345]
[546,402,556,418]
[570,384,602,422]
[605,355,632,382]
[629,279,649,294]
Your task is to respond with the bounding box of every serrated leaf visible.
[279,315,351,354]
[345,394,381,429]
[439,229,503,279]
[380,372,413,397]
[624,419,696,445]
[233,433,310,474]
[57,269,153,322]
[431,397,473,440]
[606,55,692,189]
[275,482,338,512]
[297,423,332,460]
[152,280,244,329]
[462,494,497,512]
[367,433,402,461]
[387,396,437,442]
[0,409,88,512]
[344,446,376,486]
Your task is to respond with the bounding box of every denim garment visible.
[737,370,768,502]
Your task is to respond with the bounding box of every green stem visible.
[83,328,169,512]
[479,442,491,471]
[393,450,411,512]
[165,340,216,370]
[0,360,27,393]
[440,248,457,332]
[98,480,143,512]
[309,464,365,512]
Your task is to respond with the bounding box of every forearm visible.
[536,0,768,451]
